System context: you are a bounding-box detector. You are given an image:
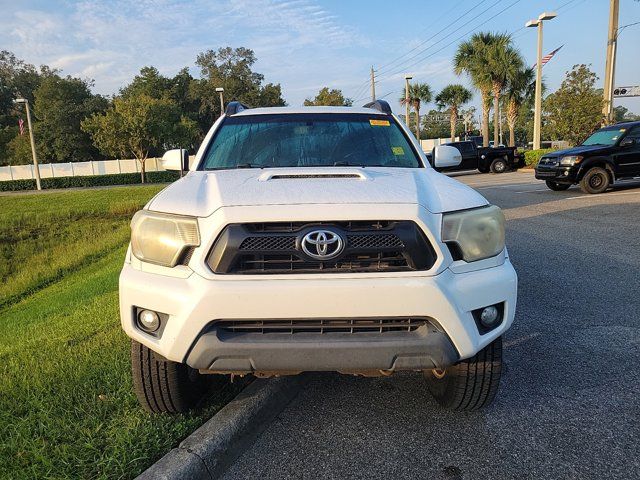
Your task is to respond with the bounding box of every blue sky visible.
[1,0,639,116]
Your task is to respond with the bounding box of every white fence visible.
[420,137,460,152]
[0,157,166,182]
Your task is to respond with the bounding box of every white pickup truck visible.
[120,100,517,413]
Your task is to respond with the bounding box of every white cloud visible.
[0,0,370,104]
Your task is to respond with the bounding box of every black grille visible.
[207,220,437,274]
[347,234,404,249]
[236,251,410,274]
[240,236,296,251]
[538,157,558,166]
[215,317,428,334]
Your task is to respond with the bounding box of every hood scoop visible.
[258,169,368,182]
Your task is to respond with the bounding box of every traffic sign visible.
[613,86,640,98]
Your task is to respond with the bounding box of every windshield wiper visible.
[333,161,365,167]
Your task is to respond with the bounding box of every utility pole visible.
[370,66,376,102]
[404,75,412,131]
[602,0,620,125]
[526,12,556,150]
[14,98,41,190]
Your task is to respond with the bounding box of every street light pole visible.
[404,75,412,132]
[370,66,376,102]
[602,0,619,125]
[216,87,225,117]
[526,12,556,151]
[14,98,41,190]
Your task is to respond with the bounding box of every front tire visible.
[490,158,507,174]
[545,180,571,191]
[424,336,503,411]
[131,340,213,413]
[579,167,610,194]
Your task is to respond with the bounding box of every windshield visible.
[200,113,422,170]
[582,127,626,146]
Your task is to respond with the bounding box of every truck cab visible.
[430,140,523,174]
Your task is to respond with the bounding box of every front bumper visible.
[120,258,518,373]
[535,165,577,182]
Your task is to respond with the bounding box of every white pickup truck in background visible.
[119,100,517,413]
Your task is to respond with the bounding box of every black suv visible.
[535,121,640,194]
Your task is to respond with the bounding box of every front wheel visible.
[424,336,503,411]
[545,180,571,191]
[131,340,216,413]
[490,158,508,174]
[579,167,610,194]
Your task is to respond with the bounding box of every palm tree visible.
[435,84,473,141]
[503,66,536,147]
[485,36,524,146]
[399,82,432,140]
[454,33,495,147]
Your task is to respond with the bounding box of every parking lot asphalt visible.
[222,171,640,480]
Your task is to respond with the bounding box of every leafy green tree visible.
[82,94,198,182]
[504,67,535,147]
[435,85,472,140]
[33,75,108,162]
[304,87,352,106]
[193,47,286,124]
[400,82,432,140]
[6,134,33,165]
[454,33,496,147]
[542,64,603,145]
[0,51,57,165]
[613,106,640,122]
[121,66,210,140]
[120,66,173,99]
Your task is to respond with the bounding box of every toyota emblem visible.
[301,229,344,260]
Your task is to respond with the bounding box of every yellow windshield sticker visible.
[370,119,390,126]
[620,128,626,132]
[392,146,405,156]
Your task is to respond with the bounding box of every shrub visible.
[523,148,558,168]
[0,171,180,192]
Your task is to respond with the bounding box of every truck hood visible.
[147,167,488,217]
[542,144,612,158]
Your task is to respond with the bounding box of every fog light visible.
[479,306,499,327]
[138,309,160,332]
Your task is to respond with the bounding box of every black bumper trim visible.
[185,319,459,373]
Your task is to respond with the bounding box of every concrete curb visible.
[137,376,306,480]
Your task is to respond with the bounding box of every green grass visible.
[0,186,241,479]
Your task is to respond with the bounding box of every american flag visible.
[18,118,24,135]
[533,45,564,69]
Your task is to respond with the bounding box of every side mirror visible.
[433,145,462,168]
[620,137,636,147]
[161,149,190,173]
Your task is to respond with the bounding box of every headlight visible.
[442,205,505,262]
[559,155,583,166]
[130,210,200,267]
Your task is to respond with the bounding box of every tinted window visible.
[624,127,640,141]
[582,127,627,146]
[200,113,422,170]
[459,142,474,154]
